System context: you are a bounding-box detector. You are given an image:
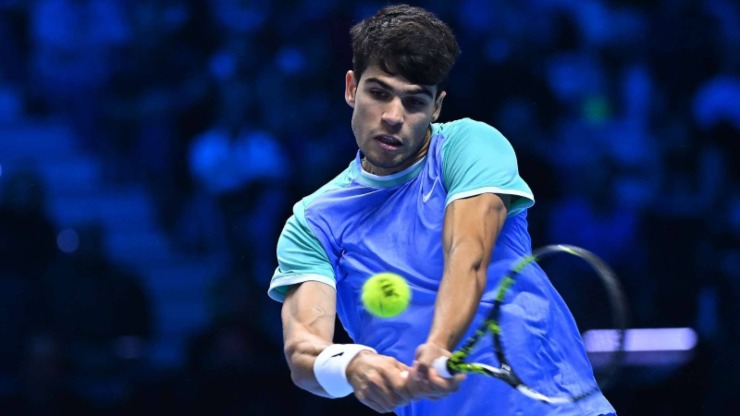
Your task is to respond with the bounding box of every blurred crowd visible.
[0,0,738,414]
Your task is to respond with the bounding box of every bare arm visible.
[428,192,510,349]
[281,281,337,397]
[282,280,412,412]
[408,193,509,397]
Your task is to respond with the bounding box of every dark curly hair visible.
[350,4,460,95]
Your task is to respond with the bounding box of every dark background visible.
[0,0,738,414]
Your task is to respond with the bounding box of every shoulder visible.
[436,117,505,139]
[436,118,512,152]
[434,118,534,214]
[433,118,515,159]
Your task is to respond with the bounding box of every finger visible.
[413,362,430,380]
[395,376,415,402]
[419,370,464,398]
[406,373,438,400]
[370,377,410,410]
[354,388,380,413]
[358,384,399,414]
[452,373,467,389]
[361,397,393,414]
[416,358,430,372]
[367,361,413,409]
[406,366,427,392]
[396,362,411,380]
[429,366,464,386]
[406,360,465,401]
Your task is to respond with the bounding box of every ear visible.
[432,91,446,122]
[345,70,358,108]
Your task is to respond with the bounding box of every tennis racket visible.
[432,244,629,404]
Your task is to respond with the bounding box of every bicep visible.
[443,193,510,257]
[282,280,337,346]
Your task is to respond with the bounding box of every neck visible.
[361,158,376,175]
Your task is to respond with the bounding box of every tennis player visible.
[268,4,616,415]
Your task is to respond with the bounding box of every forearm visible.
[281,282,337,397]
[282,282,394,406]
[427,241,489,350]
[283,327,334,396]
[427,193,509,350]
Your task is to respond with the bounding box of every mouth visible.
[374,135,402,151]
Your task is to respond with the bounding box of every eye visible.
[369,89,389,99]
[404,97,428,108]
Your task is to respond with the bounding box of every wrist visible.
[313,344,376,398]
[426,332,456,351]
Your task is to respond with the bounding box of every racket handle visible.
[432,356,453,378]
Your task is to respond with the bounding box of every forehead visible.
[360,65,438,96]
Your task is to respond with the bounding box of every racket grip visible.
[432,356,453,378]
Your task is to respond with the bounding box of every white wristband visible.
[313,344,376,398]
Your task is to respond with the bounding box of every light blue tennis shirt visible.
[269,118,616,415]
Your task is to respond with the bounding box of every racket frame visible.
[436,244,629,404]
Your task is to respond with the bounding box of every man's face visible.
[345,65,445,176]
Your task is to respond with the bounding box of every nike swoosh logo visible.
[422,178,439,203]
[331,352,344,358]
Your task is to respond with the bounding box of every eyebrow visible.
[365,77,434,99]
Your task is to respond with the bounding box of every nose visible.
[381,98,404,127]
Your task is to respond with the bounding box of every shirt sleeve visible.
[268,204,336,302]
[441,118,535,217]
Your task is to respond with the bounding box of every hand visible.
[406,342,466,401]
[346,350,414,413]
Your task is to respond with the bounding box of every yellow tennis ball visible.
[361,272,411,318]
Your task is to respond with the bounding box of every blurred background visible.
[0,0,738,414]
